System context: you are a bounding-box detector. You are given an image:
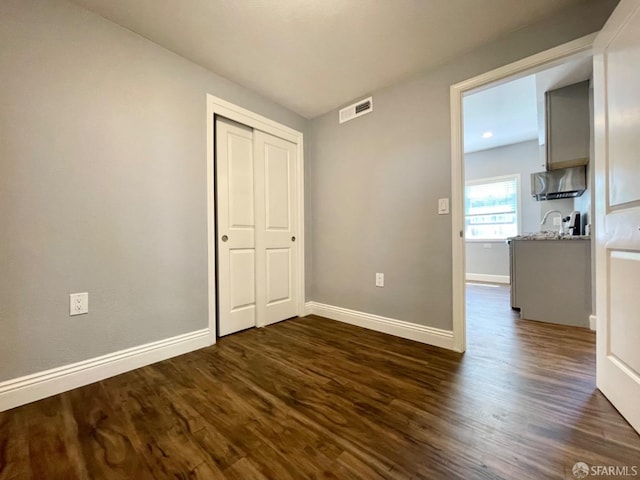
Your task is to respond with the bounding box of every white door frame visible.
[449,34,597,353]
[206,95,305,344]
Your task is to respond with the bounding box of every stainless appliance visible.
[531,166,586,201]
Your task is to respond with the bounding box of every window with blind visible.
[465,174,520,240]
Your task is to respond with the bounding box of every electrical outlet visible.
[483,243,492,249]
[69,292,88,316]
[553,217,562,226]
[375,273,384,287]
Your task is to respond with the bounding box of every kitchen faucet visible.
[541,210,564,235]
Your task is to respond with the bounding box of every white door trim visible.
[449,33,597,353]
[206,95,305,343]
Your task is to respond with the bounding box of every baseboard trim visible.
[303,302,313,317]
[589,315,597,331]
[305,302,455,351]
[0,328,211,412]
[466,273,510,284]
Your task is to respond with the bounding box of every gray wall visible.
[307,0,617,330]
[464,140,575,278]
[466,141,541,235]
[0,0,307,381]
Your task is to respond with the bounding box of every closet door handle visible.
[221,235,228,242]
[291,236,296,242]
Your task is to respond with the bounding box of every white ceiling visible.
[69,0,589,119]
[463,75,538,153]
[463,55,592,153]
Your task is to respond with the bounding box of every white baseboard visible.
[305,302,455,351]
[466,273,510,284]
[589,315,597,331]
[0,328,211,412]
[303,302,313,317]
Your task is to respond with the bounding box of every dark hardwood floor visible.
[1,283,638,479]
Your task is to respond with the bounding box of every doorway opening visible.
[450,35,596,352]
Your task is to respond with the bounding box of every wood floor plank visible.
[102,369,227,479]
[65,382,143,479]
[0,407,31,480]
[1,283,638,479]
[25,396,83,480]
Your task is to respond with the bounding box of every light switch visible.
[438,198,449,215]
[69,292,89,316]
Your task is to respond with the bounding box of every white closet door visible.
[216,118,256,336]
[593,0,640,433]
[254,130,299,326]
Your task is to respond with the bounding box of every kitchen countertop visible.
[508,232,590,241]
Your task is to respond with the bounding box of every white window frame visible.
[464,173,521,242]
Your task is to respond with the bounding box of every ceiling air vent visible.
[339,97,373,124]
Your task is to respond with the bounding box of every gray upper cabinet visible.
[545,80,590,170]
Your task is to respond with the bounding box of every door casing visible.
[206,95,305,344]
[449,33,597,353]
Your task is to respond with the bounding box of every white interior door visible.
[216,118,256,336]
[254,130,299,326]
[593,0,640,433]
[216,118,300,335]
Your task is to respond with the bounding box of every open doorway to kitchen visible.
[460,51,595,352]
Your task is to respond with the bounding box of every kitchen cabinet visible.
[510,238,591,327]
[545,80,590,170]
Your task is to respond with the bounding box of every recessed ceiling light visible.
[482,131,493,139]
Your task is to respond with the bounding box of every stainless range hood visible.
[531,166,586,201]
